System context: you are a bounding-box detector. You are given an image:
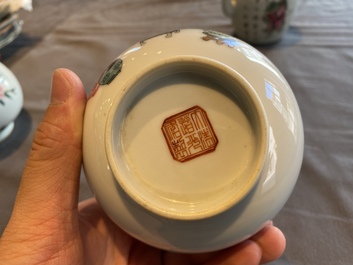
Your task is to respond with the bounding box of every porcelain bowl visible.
[0,62,23,142]
[83,29,304,253]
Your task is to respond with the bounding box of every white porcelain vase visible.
[0,62,23,142]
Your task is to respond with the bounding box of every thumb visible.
[7,69,86,232]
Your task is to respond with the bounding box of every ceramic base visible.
[105,58,268,220]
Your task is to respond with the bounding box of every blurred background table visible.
[1,0,353,264]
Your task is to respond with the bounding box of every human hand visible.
[0,68,285,265]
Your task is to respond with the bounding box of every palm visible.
[77,199,207,265]
[76,199,283,265]
[0,69,284,265]
[77,199,162,265]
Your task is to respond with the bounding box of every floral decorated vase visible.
[0,62,23,142]
[222,0,298,45]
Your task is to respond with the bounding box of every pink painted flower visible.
[264,0,287,32]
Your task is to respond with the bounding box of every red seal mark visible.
[162,106,218,162]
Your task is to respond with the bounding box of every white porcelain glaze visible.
[222,0,298,45]
[83,29,304,253]
[0,62,23,142]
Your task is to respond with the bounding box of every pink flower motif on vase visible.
[264,0,288,33]
[0,83,15,106]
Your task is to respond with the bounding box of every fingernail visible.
[51,69,70,104]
